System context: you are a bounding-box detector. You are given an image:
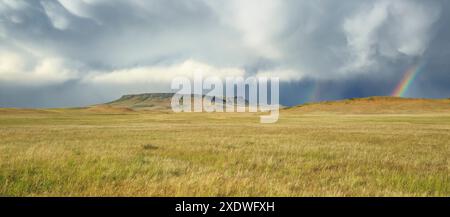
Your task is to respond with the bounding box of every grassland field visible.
[0,106,449,196]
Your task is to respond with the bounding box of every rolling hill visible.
[105,93,175,110]
[85,94,450,114]
[286,96,450,114]
[98,93,249,111]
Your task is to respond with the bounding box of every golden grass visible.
[0,107,449,196]
[288,97,450,114]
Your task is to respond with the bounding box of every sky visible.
[0,0,449,107]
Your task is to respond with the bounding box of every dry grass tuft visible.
[142,144,159,150]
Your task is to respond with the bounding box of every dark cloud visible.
[0,0,449,107]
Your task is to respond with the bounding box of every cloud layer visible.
[0,0,449,107]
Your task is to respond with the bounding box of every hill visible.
[101,93,250,111]
[97,94,450,113]
[286,96,450,114]
[105,93,175,111]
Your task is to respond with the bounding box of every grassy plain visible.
[0,105,449,196]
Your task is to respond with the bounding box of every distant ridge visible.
[103,93,250,111]
[105,93,175,110]
[287,96,450,114]
[95,94,450,114]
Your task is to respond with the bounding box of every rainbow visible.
[308,82,321,102]
[391,64,422,97]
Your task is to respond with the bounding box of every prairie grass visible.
[0,109,449,196]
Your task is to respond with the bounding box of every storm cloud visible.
[0,0,449,107]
